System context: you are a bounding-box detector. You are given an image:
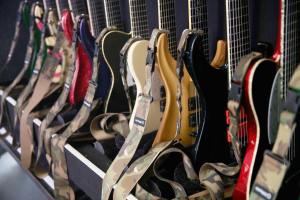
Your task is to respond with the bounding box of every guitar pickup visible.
[160,87,166,98]
[189,113,198,127]
[160,99,166,112]
[188,96,197,111]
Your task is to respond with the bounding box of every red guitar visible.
[227,0,288,199]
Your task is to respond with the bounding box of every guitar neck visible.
[129,0,149,39]
[188,0,209,59]
[56,0,69,19]
[68,0,88,20]
[87,0,106,37]
[43,0,57,10]
[158,0,177,58]
[280,0,300,99]
[103,0,123,30]
[226,0,251,83]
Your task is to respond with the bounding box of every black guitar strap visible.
[250,65,300,200]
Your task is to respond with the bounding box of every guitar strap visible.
[0,1,30,77]
[101,29,167,200]
[0,3,43,129]
[250,65,300,200]
[50,28,109,200]
[19,24,68,169]
[34,13,78,169]
[112,30,209,200]
[119,36,143,113]
[36,27,116,170]
[13,9,58,136]
[197,52,264,200]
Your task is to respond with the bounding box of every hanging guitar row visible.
[0,0,299,199]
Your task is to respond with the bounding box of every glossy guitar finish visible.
[79,17,94,61]
[152,33,197,146]
[102,31,131,113]
[184,34,229,169]
[232,59,278,200]
[69,17,92,105]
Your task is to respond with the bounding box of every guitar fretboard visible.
[281,0,300,99]
[56,0,69,19]
[129,0,149,39]
[87,0,106,37]
[68,0,88,20]
[158,0,177,58]
[226,0,251,86]
[43,0,57,10]
[189,0,209,59]
[103,0,123,30]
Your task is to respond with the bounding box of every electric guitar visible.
[83,0,110,102]
[225,0,286,199]
[183,0,229,170]
[125,0,162,134]
[68,0,92,105]
[101,0,131,113]
[152,0,198,147]
[275,0,300,198]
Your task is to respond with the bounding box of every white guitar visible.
[126,0,162,133]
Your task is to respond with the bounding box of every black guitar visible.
[102,0,131,113]
[184,0,230,170]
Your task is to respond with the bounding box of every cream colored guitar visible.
[126,0,162,133]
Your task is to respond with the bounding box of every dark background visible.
[0,0,278,83]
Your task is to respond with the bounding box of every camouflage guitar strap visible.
[34,13,80,169]
[19,24,68,169]
[250,65,300,200]
[119,36,143,113]
[13,8,58,134]
[50,27,108,200]
[198,52,264,200]
[0,3,43,128]
[101,29,168,200]
[0,1,30,76]
[113,29,215,200]
[36,27,117,168]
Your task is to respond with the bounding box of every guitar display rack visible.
[0,91,138,200]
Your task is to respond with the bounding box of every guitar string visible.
[129,0,149,39]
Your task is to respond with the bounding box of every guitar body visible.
[127,40,162,133]
[277,121,300,199]
[69,40,92,105]
[233,59,278,200]
[80,17,94,61]
[184,34,230,169]
[102,31,131,113]
[152,33,197,147]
